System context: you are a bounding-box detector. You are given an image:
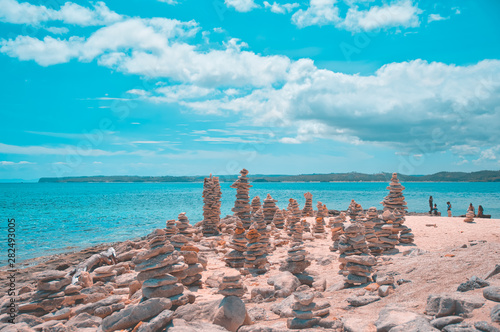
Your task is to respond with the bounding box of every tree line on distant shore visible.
[38,170,500,183]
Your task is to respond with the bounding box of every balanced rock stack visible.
[202,174,222,236]
[218,270,246,297]
[225,221,247,268]
[287,289,320,329]
[329,212,346,252]
[302,192,314,217]
[252,208,270,253]
[338,223,376,285]
[381,173,408,213]
[356,207,382,255]
[243,223,268,274]
[165,219,179,238]
[177,212,196,239]
[286,199,302,237]
[133,235,189,306]
[180,243,203,286]
[312,202,326,234]
[251,196,261,215]
[363,207,383,254]
[464,209,475,223]
[263,194,278,225]
[378,211,399,251]
[272,209,286,229]
[231,169,253,229]
[348,199,363,221]
[281,207,311,275]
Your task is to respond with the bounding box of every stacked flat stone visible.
[202,174,222,236]
[396,209,414,243]
[281,206,310,275]
[358,207,383,255]
[464,210,475,223]
[381,173,408,213]
[302,192,314,217]
[225,221,246,268]
[251,196,261,215]
[272,209,286,229]
[252,208,270,253]
[286,199,302,236]
[287,289,320,329]
[263,194,278,225]
[133,235,188,306]
[177,212,196,239]
[312,202,326,233]
[165,219,178,238]
[329,212,346,252]
[244,223,268,274]
[378,210,399,251]
[338,223,376,285]
[218,270,246,297]
[169,234,204,286]
[347,199,363,221]
[231,169,253,229]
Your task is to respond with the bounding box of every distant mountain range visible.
[38,170,500,183]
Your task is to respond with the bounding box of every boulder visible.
[389,317,439,332]
[66,313,102,328]
[212,296,251,332]
[431,316,464,330]
[136,309,174,332]
[267,272,300,298]
[374,307,420,332]
[483,287,500,302]
[347,295,380,307]
[474,321,500,332]
[270,295,295,317]
[425,293,485,317]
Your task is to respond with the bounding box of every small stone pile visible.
[225,221,246,268]
[378,211,399,251]
[272,209,286,229]
[302,192,314,217]
[202,174,222,236]
[251,196,261,215]
[263,194,278,225]
[312,202,326,234]
[287,289,320,329]
[364,207,384,254]
[165,219,178,238]
[464,210,475,223]
[338,223,375,285]
[252,208,270,252]
[329,212,346,252]
[243,224,268,274]
[177,212,196,239]
[347,199,362,221]
[381,173,408,213]
[231,169,253,229]
[180,243,203,286]
[396,209,415,243]
[281,204,310,275]
[133,235,188,306]
[218,270,246,297]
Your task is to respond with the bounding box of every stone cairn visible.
[133,234,188,306]
[252,208,270,253]
[251,196,261,215]
[347,199,363,221]
[338,223,376,286]
[177,212,196,239]
[170,234,203,286]
[312,202,326,234]
[364,207,384,255]
[165,219,178,239]
[355,205,380,255]
[272,209,286,229]
[395,209,414,244]
[231,169,253,229]
[281,200,310,275]
[225,221,246,268]
[287,288,320,329]
[263,194,278,225]
[243,223,268,274]
[202,174,222,236]
[218,270,246,297]
[329,212,346,252]
[302,192,314,217]
[464,209,475,223]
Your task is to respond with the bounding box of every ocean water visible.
[1,181,499,264]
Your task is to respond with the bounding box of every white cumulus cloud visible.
[291,0,340,28]
[225,0,258,12]
[263,1,299,14]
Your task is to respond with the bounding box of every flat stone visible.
[136,309,174,332]
[142,274,178,288]
[143,284,184,299]
[483,286,500,302]
[33,271,67,282]
[347,295,380,307]
[431,316,464,329]
[425,293,485,318]
[286,317,320,329]
[492,304,500,323]
[293,291,314,306]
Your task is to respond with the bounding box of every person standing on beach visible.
[447,201,452,217]
[429,196,433,214]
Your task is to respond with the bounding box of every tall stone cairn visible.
[280,200,310,275]
[272,209,286,229]
[202,174,222,236]
[263,194,278,225]
[329,212,346,252]
[381,173,413,244]
[252,208,270,253]
[251,196,261,215]
[225,221,246,268]
[133,234,189,306]
[286,199,302,236]
[231,169,253,229]
[177,212,196,239]
[243,223,268,274]
[379,210,399,251]
[312,202,326,233]
[364,207,384,254]
[302,192,314,217]
[338,223,376,286]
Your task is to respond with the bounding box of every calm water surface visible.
[1,181,499,263]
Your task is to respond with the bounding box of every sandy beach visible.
[1,214,499,331]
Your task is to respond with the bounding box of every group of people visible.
[428,196,487,217]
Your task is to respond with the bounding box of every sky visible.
[0,0,499,180]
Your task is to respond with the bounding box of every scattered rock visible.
[136,309,174,332]
[346,295,380,307]
[212,295,251,332]
[474,321,500,332]
[374,306,421,332]
[491,304,500,323]
[458,276,490,292]
[378,285,391,297]
[248,307,268,321]
[431,316,464,329]
[483,287,500,302]
[425,293,485,317]
[268,272,300,298]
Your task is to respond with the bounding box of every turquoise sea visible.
[2,181,499,264]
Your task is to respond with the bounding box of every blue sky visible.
[1,0,499,180]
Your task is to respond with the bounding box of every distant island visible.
[38,170,500,183]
